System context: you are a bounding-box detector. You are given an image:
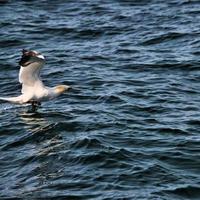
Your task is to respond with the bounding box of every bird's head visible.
[19,49,45,67]
[54,85,71,95]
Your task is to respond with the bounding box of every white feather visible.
[0,96,24,104]
[0,51,70,105]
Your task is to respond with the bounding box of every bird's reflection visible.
[18,109,65,191]
[20,110,47,129]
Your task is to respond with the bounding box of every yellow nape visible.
[55,85,71,94]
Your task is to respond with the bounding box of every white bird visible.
[0,49,70,110]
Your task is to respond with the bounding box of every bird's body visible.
[0,49,70,109]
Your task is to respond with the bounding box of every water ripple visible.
[0,0,200,199]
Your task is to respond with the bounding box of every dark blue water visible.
[1,0,200,199]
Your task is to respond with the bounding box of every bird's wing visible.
[0,96,24,104]
[0,61,43,104]
[19,62,42,83]
[19,55,45,94]
[0,62,43,104]
[0,50,46,105]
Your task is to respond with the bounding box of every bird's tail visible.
[0,96,23,104]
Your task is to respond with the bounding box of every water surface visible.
[0,0,200,199]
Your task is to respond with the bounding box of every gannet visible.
[0,49,70,110]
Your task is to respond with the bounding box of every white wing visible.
[0,96,23,104]
[0,59,45,104]
[0,51,47,105]
[19,59,44,94]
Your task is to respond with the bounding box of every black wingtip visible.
[22,49,29,55]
